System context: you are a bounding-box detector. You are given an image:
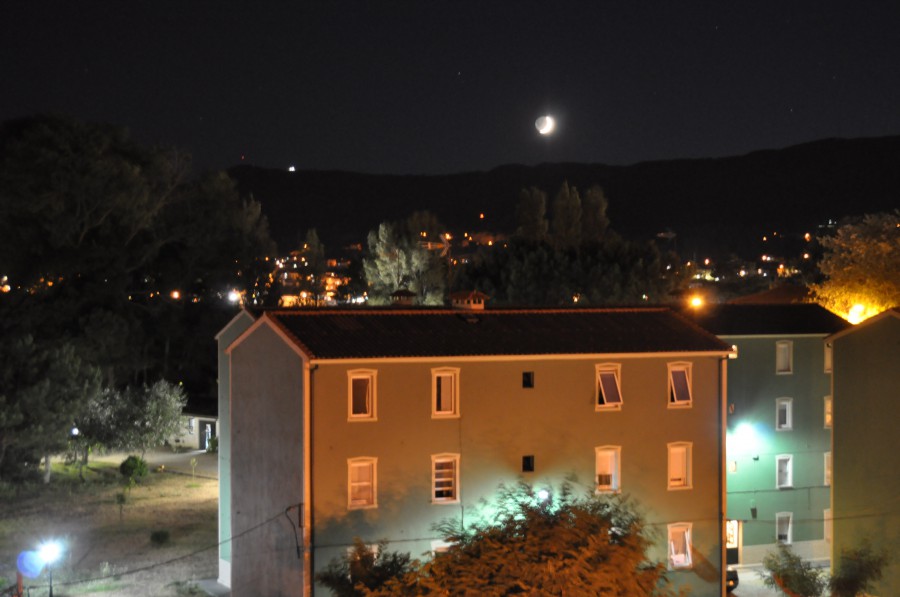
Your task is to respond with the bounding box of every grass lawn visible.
[0,460,218,596]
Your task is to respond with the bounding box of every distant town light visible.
[802,253,810,259]
[288,166,296,172]
[479,213,485,220]
[170,290,181,300]
[804,232,811,241]
[704,258,710,266]
[228,290,241,304]
[689,295,704,308]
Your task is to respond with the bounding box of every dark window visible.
[522,455,535,472]
[522,372,534,388]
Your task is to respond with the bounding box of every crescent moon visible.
[535,115,556,135]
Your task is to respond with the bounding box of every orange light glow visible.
[170,290,181,300]
[479,213,485,219]
[689,295,704,308]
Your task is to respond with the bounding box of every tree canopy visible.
[811,210,900,323]
[0,115,275,480]
[363,212,447,305]
[317,482,678,596]
[457,182,679,306]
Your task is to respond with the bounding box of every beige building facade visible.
[220,308,734,595]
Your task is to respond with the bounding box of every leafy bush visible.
[119,455,148,480]
[760,543,828,597]
[150,529,171,546]
[206,436,218,453]
[830,541,888,597]
[315,538,413,597]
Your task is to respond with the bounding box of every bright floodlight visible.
[228,290,241,304]
[38,541,62,565]
[537,489,550,501]
[535,115,556,135]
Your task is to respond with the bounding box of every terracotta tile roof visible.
[682,303,849,336]
[262,307,731,360]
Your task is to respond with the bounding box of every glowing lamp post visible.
[38,540,62,596]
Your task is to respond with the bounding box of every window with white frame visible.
[347,457,377,509]
[776,512,793,544]
[776,340,793,374]
[824,396,833,428]
[667,523,693,569]
[776,398,793,431]
[824,343,833,373]
[348,370,377,420]
[595,364,623,410]
[667,362,692,407]
[667,442,692,490]
[776,454,793,489]
[595,446,621,493]
[431,540,452,555]
[432,454,459,503]
[432,368,460,418]
[824,451,832,486]
[824,508,833,543]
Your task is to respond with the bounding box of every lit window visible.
[432,368,460,418]
[725,520,739,550]
[667,363,692,407]
[595,364,623,410]
[668,442,692,490]
[776,341,793,374]
[824,452,832,486]
[667,523,693,569]
[824,509,833,543]
[348,370,377,421]
[776,454,793,489]
[776,398,793,431]
[824,344,833,373]
[348,457,377,509]
[595,446,621,493]
[824,396,833,428]
[432,454,459,503]
[776,512,793,544]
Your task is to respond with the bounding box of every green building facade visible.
[687,304,848,565]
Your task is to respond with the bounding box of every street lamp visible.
[38,540,62,597]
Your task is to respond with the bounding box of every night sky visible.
[4,2,899,175]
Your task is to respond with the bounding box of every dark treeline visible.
[454,182,682,306]
[0,115,274,481]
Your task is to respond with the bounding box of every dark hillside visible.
[228,135,900,257]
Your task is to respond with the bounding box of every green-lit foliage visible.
[374,481,677,596]
[759,543,828,597]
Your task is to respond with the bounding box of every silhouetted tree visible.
[550,181,582,250]
[515,187,549,242]
[0,335,101,482]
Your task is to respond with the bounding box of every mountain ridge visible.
[227,135,900,258]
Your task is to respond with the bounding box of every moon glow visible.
[535,115,556,135]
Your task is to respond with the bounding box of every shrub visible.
[150,530,171,546]
[316,538,413,596]
[206,436,218,453]
[119,455,148,480]
[830,542,888,597]
[760,543,828,597]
